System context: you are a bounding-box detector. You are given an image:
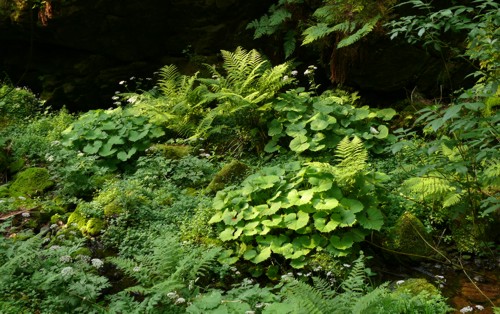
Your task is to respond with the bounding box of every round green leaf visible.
[290,134,310,153]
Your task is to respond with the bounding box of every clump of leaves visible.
[61,107,164,168]
[210,137,386,269]
[265,88,396,155]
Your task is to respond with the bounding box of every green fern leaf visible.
[337,15,381,48]
[302,23,337,45]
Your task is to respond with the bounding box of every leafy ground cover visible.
[0,1,499,312]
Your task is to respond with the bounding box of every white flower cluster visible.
[60,266,74,278]
[91,258,104,269]
[59,255,72,263]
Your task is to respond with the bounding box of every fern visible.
[108,232,221,310]
[334,136,368,185]
[337,15,381,48]
[402,175,455,201]
[302,23,338,45]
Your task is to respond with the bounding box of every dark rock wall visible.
[0,0,268,110]
[0,0,473,110]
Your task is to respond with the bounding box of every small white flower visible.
[175,297,186,304]
[133,266,141,272]
[46,155,54,162]
[326,271,332,277]
[370,126,380,135]
[119,80,126,85]
[50,245,61,250]
[21,212,30,218]
[51,140,61,146]
[475,305,484,311]
[127,96,138,104]
[61,266,74,278]
[343,264,351,268]
[291,70,298,76]
[396,280,405,285]
[460,306,474,313]
[60,255,72,263]
[167,292,178,299]
[304,69,311,75]
[130,76,136,80]
[282,75,289,81]
[435,275,444,280]
[79,255,91,262]
[77,152,84,157]
[112,96,119,100]
[91,258,104,269]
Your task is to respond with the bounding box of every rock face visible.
[0,0,268,110]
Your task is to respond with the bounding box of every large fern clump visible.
[131,47,293,155]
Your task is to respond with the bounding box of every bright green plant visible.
[0,83,41,125]
[61,107,165,168]
[210,137,386,268]
[265,88,396,155]
[132,47,293,154]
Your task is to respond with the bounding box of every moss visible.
[67,210,87,230]
[0,184,9,197]
[9,167,54,197]
[149,144,192,159]
[394,278,439,296]
[67,209,105,236]
[103,201,122,217]
[85,218,104,236]
[451,220,486,253]
[388,212,433,259]
[206,160,250,194]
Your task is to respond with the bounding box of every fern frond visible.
[158,65,181,99]
[334,136,368,185]
[283,278,334,314]
[351,283,390,314]
[302,23,337,45]
[402,176,454,200]
[337,15,381,48]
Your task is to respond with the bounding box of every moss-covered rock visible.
[67,208,104,236]
[149,144,192,159]
[9,167,54,197]
[394,278,439,296]
[206,159,249,194]
[451,220,487,253]
[387,212,433,259]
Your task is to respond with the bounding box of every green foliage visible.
[0,230,109,313]
[265,88,396,155]
[248,0,395,59]
[61,107,165,168]
[0,105,73,167]
[210,141,386,267]
[267,252,451,313]
[387,0,499,250]
[0,84,41,125]
[132,47,293,154]
[107,232,222,313]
